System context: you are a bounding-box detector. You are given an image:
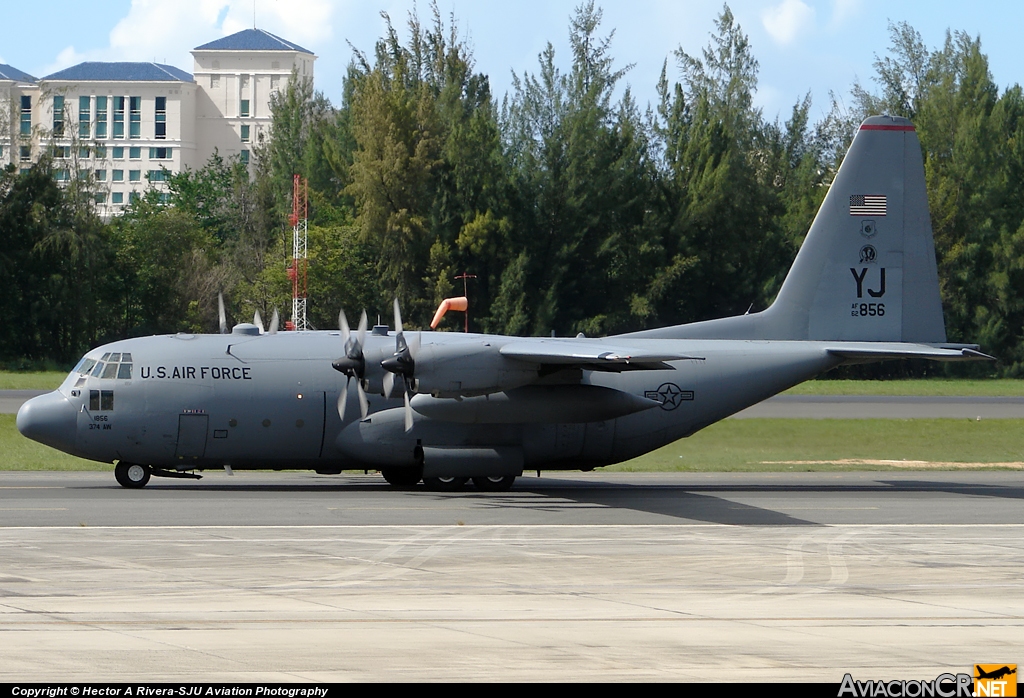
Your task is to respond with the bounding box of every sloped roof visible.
[43,62,193,82]
[0,63,37,83]
[194,28,312,54]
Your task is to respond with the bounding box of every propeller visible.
[253,310,264,333]
[218,293,228,334]
[331,309,369,420]
[380,298,420,431]
[268,308,280,334]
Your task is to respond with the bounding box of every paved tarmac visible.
[2,471,1023,681]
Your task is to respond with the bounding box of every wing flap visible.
[499,340,701,371]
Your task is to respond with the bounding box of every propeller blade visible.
[382,371,394,398]
[393,298,403,335]
[339,309,350,342]
[356,381,369,419]
[357,310,368,347]
[409,331,421,359]
[268,308,279,334]
[404,390,413,432]
[254,310,264,333]
[337,379,349,420]
[218,293,227,334]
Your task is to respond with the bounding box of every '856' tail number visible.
[852,302,885,317]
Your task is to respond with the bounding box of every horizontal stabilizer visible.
[826,343,995,362]
[499,340,701,371]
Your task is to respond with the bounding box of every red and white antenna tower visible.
[286,174,309,331]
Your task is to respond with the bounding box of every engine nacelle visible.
[412,341,537,398]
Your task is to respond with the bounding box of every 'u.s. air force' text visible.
[141,366,253,380]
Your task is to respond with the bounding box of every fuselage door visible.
[175,414,209,460]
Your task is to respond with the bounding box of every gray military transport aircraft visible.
[17,116,992,491]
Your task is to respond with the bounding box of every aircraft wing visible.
[826,343,995,362]
[499,340,701,371]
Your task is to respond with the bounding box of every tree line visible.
[2,2,1023,376]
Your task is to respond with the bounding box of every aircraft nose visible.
[17,391,78,453]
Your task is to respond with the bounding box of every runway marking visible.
[762,459,1024,468]
[0,508,67,511]
[2,616,1022,626]
[0,486,66,489]
[6,523,1024,531]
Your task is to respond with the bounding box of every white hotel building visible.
[0,29,315,216]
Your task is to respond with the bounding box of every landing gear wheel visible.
[472,475,517,492]
[115,462,151,489]
[423,476,468,492]
[380,467,423,487]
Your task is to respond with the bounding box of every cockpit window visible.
[84,354,133,380]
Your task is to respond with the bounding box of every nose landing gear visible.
[114,462,151,489]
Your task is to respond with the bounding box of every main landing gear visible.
[380,468,517,492]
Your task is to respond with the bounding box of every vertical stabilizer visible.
[621,115,947,342]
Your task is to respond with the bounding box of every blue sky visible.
[3,0,1022,124]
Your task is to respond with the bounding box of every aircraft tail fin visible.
[623,115,947,343]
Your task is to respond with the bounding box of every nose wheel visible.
[114,462,151,489]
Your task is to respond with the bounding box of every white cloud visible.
[827,0,862,32]
[41,46,87,77]
[40,0,337,77]
[761,0,816,46]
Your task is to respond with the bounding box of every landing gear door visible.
[175,414,209,460]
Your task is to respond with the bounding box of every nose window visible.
[89,390,115,411]
[117,363,132,379]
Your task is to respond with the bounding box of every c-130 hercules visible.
[18,116,992,491]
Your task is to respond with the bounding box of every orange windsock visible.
[430,296,469,328]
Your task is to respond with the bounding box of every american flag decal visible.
[850,194,887,216]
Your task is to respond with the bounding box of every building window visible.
[149,147,172,159]
[54,169,70,181]
[112,170,124,182]
[79,96,91,138]
[95,96,107,138]
[155,96,166,139]
[211,75,220,88]
[129,147,141,159]
[20,145,31,161]
[95,170,106,181]
[53,146,70,159]
[112,147,124,159]
[240,99,249,117]
[20,169,31,176]
[112,192,123,204]
[148,169,168,182]
[52,95,64,135]
[20,95,31,136]
[240,125,250,143]
[129,96,141,138]
[94,145,106,159]
[240,149,249,164]
[78,146,90,159]
[113,97,125,138]
[94,193,107,204]
[129,191,140,203]
[129,170,141,182]
[270,75,280,91]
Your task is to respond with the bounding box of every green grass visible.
[0,371,67,390]
[783,378,1024,396]
[0,415,108,471]
[5,413,1024,473]
[608,418,1024,472]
